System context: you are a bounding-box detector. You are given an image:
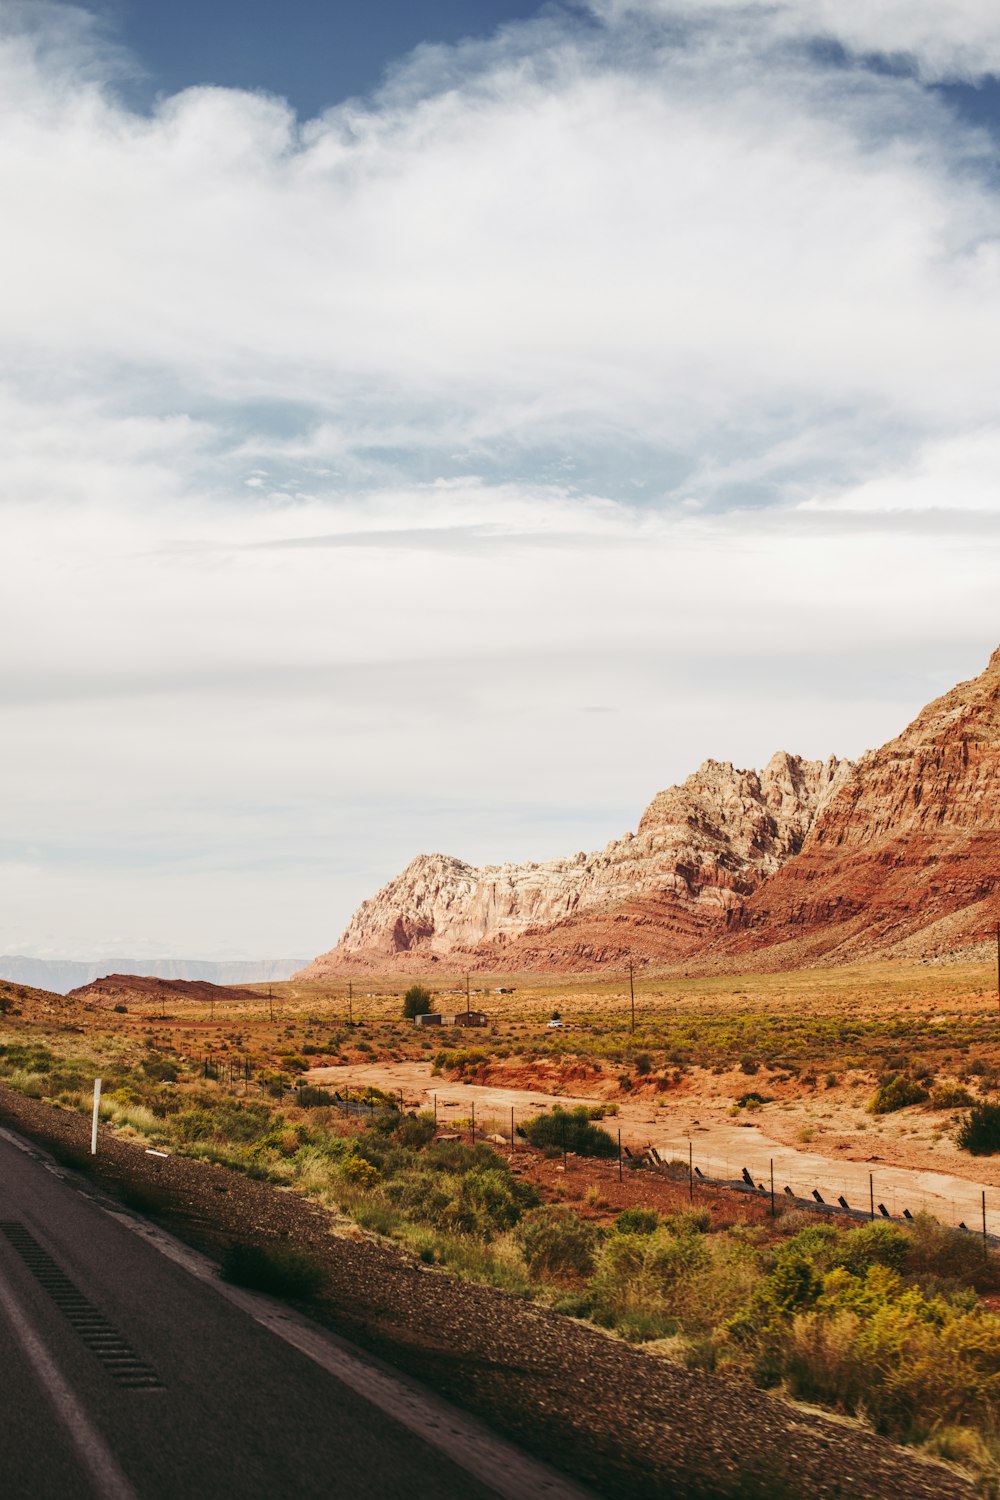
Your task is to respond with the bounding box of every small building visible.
[450,1010,488,1028]
[413,1011,443,1026]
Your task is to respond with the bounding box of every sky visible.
[1,0,999,962]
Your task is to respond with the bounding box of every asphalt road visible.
[0,1129,583,1500]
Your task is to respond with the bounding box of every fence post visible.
[689,1141,693,1203]
[433,1093,437,1127]
[511,1106,515,1150]
[770,1158,775,1218]
[471,1101,475,1146]
[870,1173,874,1222]
[618,1128,622,1183]
[91,1078,102,1155]
[984,1190,988,1252]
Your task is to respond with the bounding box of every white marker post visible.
[91,1078,102,1156]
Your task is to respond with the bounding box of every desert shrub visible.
[427,1139,505,1174]
[521,1106,617,1158]
[174,1099,275,1146]
[140,1054,178,1083]
[519,1207,597,1280]
[588,1227,710,1342]
[263,1072,292,1098]
[958,1102,1000,1155]
[394,1112,437,1149]
[172,1107,217,1142]
[930,1082,974,1110]
[729,1247,826,1355]
[341,1156,382,1188]
[433,1048,488,1076]
[614,1207,659,1235]
[296,1084,335,1108]
[781,1266,1000,1440]
[452,1168,537,1237]
[868,1073,929,1115]
[340,1086,395,1106]
[367,1105,403,1136]
[385,1169,453,1224]
[403,985,433,1020]
[832,1222,910,1278]
[388,1163,537,1240]
[776,1222,839,1264]
[221,1242,323,1300]
[666,1208,712,1235]
[276,1052,310,1074]
[0,1043,55,1073]
[634,1052,653,1076]
[904,1212,990,1283]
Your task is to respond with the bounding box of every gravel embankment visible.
[0,1085,976,1500]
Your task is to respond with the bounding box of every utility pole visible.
[267,985,274,1023]
[466,973,471,1015]
[348,981,353,1025]
[628,961,635,1034]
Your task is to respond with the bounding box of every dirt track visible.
[309,1060,1000,1232]
[0,1083,979,1499]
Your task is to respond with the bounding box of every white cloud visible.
[591,0,1000,82]
[0,0,998,957]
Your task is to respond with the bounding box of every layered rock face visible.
[711,646,1000,968]
[299,751,848,977]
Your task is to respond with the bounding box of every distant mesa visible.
[66,974,262,1008]
[297,645,1000,978]
[0,956,307,997]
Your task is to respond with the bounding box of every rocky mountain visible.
[298,751,849,977]
[708,645,1000,968]
[299,646,1000,977]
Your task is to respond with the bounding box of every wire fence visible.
[184,1058,1000,1244]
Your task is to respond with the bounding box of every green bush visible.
[341,1155,382,1187]
[832,1222,909,1278]
[904,1212,991,1283]
[0,1043,55,1073]
[295,1085,333,1107]
[433,1048,488,1075]
[780,1265,1000,1441]
[140,1054,178,1083]
[521,1106,617,1158]
[394,1112,437,1149]
[868,1073,929,1115]
[519,1207,597,1280]
[403,985,433,1019]
[930,1082,974,1109]
[614,1207,659,1235]
[588,1227,710,1343]
[957,1102,1000,1155]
